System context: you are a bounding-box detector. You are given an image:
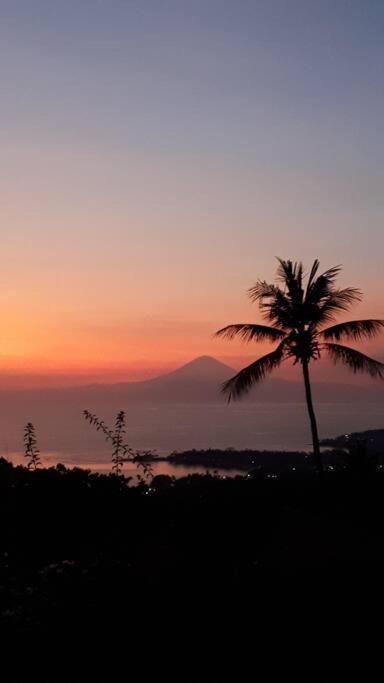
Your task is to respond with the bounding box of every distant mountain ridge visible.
[0,355,382,460]
[0,355,383,405]
[93,355,384,404]
[88,355,235,403]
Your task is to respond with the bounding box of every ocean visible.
[4,400,383,475]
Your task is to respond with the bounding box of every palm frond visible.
[314,287,362,324]
[248,280,293,329]
[263,300,295,329]
[276,258,302,286]
[248,280,284,303]
[222,342,286,401]
[324,343,384,378]
[305,259,320,292]
[215,323,286,343]
[317,264,342,283]
[305,266,343,308]
[321,319,384,342]
[276,258,304,305]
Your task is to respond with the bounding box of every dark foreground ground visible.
[1,456,383,679]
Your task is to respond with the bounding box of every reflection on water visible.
[3,401,383,477]
[124,460,245,480]
[6,451,245,480]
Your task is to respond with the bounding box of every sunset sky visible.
[1,0,383,387]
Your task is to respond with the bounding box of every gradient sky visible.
[1,0,383,386]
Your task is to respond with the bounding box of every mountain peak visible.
[187,355,229,367]
[166,356,235,381]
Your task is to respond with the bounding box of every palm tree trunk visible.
[302,360,323,474]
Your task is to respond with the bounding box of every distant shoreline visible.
[6,428,383,476]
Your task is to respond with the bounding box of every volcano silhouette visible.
[152,356,235,382]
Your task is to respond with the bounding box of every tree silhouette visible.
[216,259,384,473]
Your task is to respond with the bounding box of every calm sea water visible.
[4,401,383,477]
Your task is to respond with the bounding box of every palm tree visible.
[215,259,384,473]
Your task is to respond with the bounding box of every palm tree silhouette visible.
[216,259,384,473]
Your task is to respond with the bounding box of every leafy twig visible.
[24,423,41,470]
[83,410,155,478]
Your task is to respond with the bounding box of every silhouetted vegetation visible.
[2,456,384,651]
[167,445,381,473]
[321,428,384,452]
[216,258,384,473]
[23,422,41,470]
[321,429,384,473]
[83,409,155,477]
[168,447,311,472]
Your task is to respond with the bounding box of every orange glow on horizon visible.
[0,309,382,389]
[1,1,384,390]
